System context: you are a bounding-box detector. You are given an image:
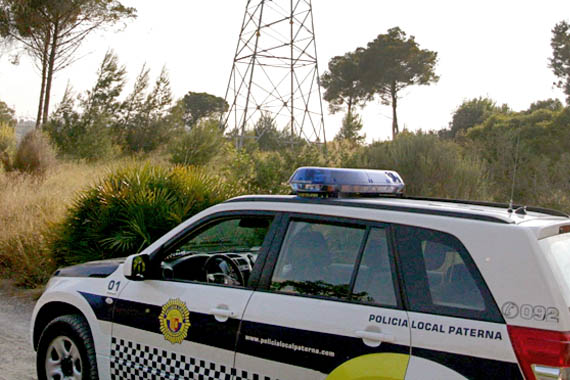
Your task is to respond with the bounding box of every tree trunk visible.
[391,83,399,140]
[42,22,59,128]
[35,62,47,128]
[347,97,353,119]
[35,32,50,129]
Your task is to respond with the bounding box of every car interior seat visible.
[423,241,449,288]
[285,231,330,282]
[442,263,485,310]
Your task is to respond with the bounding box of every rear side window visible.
[543,234,570,293]
[395,225,502,322]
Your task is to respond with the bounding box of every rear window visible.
[395,225,502,322]
[543,234,570,292]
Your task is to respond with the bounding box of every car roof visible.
[225,195,569,226]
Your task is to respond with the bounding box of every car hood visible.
[54,258,125,279]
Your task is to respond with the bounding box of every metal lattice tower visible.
[223,0,326,148]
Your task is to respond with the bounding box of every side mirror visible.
[123,254,150,281]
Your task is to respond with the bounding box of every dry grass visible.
[0,159,133,287]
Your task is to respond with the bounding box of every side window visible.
[270,220,399,307]
[160,216,273,287]
[352,228,397,307]
[271,221,365,300]
[396,225,501,322]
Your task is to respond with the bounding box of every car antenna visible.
[508,131,525,215]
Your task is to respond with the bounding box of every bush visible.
[50,163,240,266]
[0,122,15,153]
[13,130,56,175]
[465,107,570,209]
[45,116,119,161]
[169,119,224,166]
[0,122,16,171]
[359,131,489,199]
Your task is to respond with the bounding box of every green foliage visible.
[13,130,56,175]
[46,52,125,160]
[50,164,239,266]
[222,146,290,195]
[359,27,439,138]
[181,92,228,127]
[335,113,365,145]
[0,122,15,153]
[169,119,224,166]
[47,53,177,159]
[0,100,16,126]
[119,66,175,153]
[82,50,126,122]
[526,99,563,114]
[253,113,293,152]
[220,139,360,195]
[359,131,488,199]
[549,21,570,104]
[0,122,15,170]
[44,84,78,150]
[321,52,369,115]
[466,107,570,208]
[444,97,507,138]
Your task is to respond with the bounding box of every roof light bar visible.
[289,167,405,197]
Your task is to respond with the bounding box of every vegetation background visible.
[0,1,569,288]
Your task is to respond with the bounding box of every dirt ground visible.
[0,280,40,380]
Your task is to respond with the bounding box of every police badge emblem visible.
[159,298,191,344]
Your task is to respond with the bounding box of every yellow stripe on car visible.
[327,353,409,380]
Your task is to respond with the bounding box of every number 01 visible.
[107,280,121,292]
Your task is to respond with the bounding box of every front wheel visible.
[37,314,99,380]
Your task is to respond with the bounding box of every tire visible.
[36,314,99,380]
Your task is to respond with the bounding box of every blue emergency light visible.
[289,167,405,197]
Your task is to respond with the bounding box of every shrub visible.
[45,115,119,161]
[0,122,16,171]
[0,122,15,153]
[359,131,489,199]
[169,119,224,166]
[50,163,240,266]
[13,130,56,175]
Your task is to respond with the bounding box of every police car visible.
[32,167,570,380]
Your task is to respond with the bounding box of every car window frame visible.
[393,223,504,323]
[257,213,405,310]
[146,210,283,290]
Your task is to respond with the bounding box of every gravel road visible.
[0,280,38,380]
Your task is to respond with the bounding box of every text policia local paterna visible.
[369,314,503,341]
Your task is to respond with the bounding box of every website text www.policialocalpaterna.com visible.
[245,335,336,358]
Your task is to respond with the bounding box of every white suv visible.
[32,167,570,380]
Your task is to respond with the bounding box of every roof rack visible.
[403,196,569,218]
[225,196,513,224]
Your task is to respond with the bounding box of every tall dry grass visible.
[0,160,130,287]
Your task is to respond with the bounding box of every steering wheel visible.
[203,254,244,286]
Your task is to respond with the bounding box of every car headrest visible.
[424,241,449,271]
[288,231,330,265]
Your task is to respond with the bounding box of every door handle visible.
[210,307,233,322]
[355,330,395,343]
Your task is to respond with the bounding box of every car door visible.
[394,225,523,379]
[234,215,412,380]
[109,212,278,380]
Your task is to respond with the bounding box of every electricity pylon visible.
[223,0,326,148]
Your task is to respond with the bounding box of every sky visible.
[0,0,569,142]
